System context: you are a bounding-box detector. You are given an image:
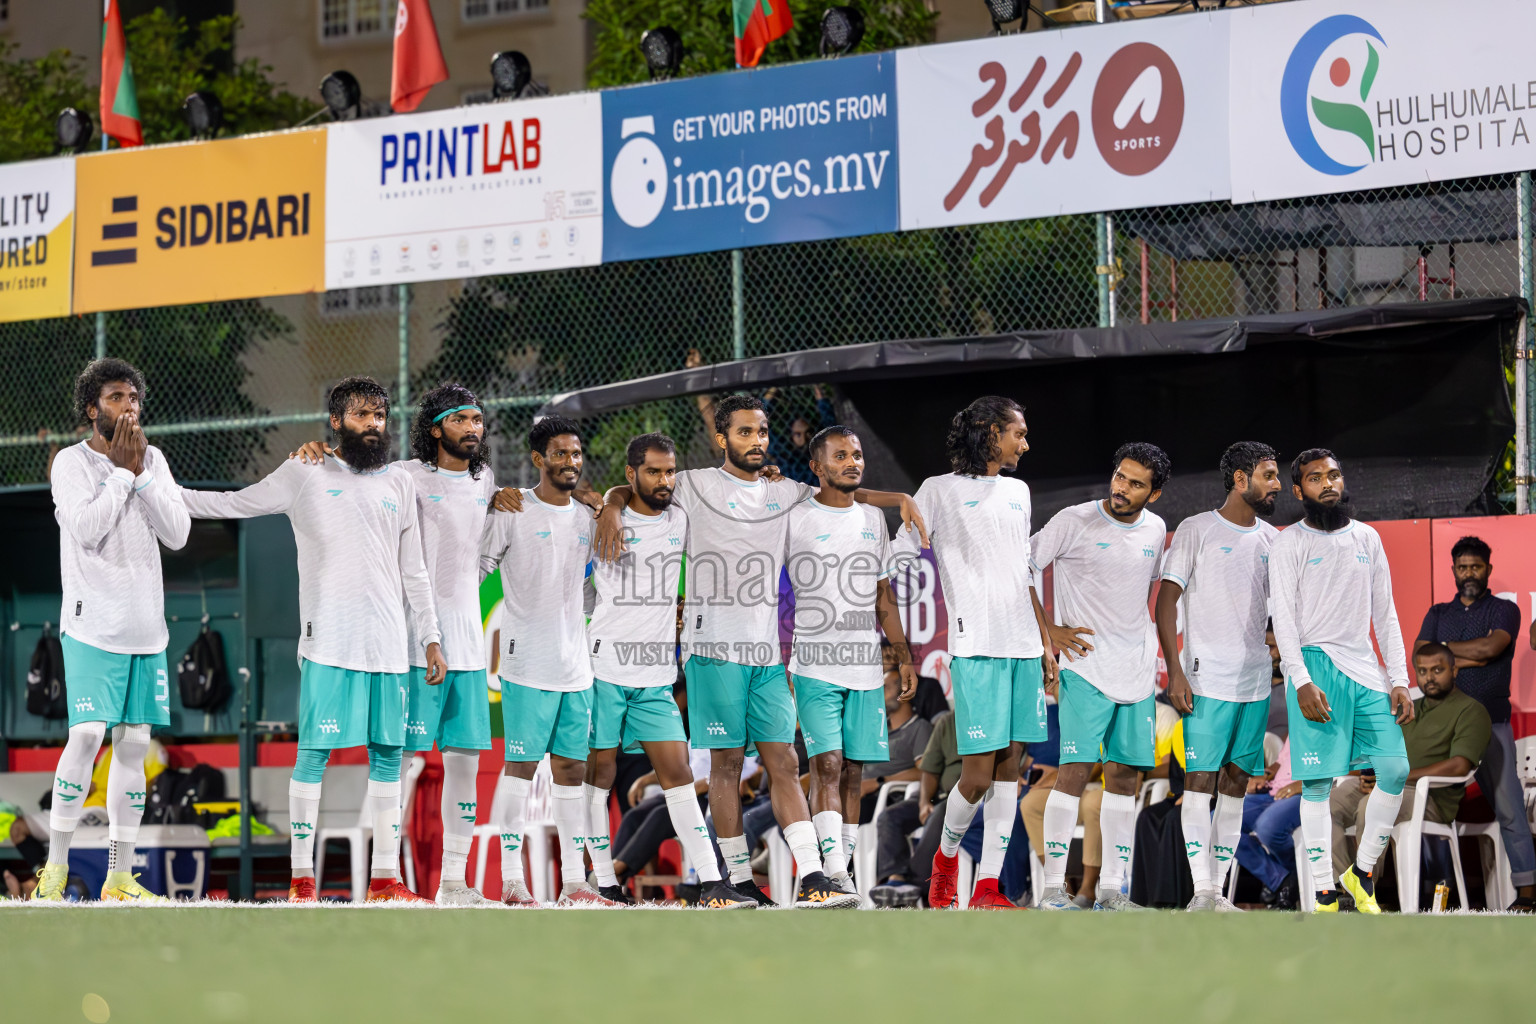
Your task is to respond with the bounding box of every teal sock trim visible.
[1370,756,1408,796]
[367,743,403,783]
[1301,779,1333,803]
[293,748,330,784]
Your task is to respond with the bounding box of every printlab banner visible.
[896,14,1230,231]
[325,93,603,288]
[602,54,900,261]
[0,157,74,322]
[1229,0,1536,202]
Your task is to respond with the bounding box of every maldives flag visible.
[100,0,141,147]
[391,0,449,113]
[734,0,794,68]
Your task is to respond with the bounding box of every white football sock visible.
[107,840,134,874]
[367,779,403,878]
[813,810,847,876]
[1097,792,1137,892]
[103,724,151,847]
[842,823,859,864]
[717,833,752,885]
[664,785,720,883]
[1298,795,1335,893]
[1354,786,1403,875]
[48,721,106,864]
[288,778,322,872]
[782,819,824,881]
[1041,789,1080,887]
[1180,791,1214,892]
[550,783,587,886]
[938,784,983,857]
[1211,793,1245,891]
[438,749,479,886]
[583,782,618,888]
[978,780,1018,881]
[499,775,532,884]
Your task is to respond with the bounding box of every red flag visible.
[734,0,794,69]
[391,0,449,113]
[100,0,142,147]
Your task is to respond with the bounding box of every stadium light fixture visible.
[984,0,1026,34]
[641,27,683,81]
[319,70,363,120]
[819,7,865,57]
[55,107,94,153]
[490,50,534,99]
[182,91,224,138]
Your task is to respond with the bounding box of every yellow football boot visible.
[100,872,172,904]
[29,862,69,902]
[1341,865,1382,915]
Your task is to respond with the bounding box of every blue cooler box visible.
[68,825,212,899]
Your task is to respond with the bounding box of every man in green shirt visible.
[868,709,963,906]
[1330,642,1491,884]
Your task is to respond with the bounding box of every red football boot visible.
[968,877,1020,910]
[366,878,433,904]
[288,877,317,903]
[929,850,959,909]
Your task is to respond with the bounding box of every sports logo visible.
[1279,15,1386,175]
[1091,42,1185,176]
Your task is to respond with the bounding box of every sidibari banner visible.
[602,54,899,262]
[1229,0,1536,203]
[896,14,1230,231]
[325,94,603,288]
[0,157,75,322]
[73,130,325,313]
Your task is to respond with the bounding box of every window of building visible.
[321,0,394,43]
[463,0,550,23]
[320,286,398,317]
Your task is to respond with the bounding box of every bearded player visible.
[186,377,446,902]
[1156,442,1281,911]
[1271,449,1412,913]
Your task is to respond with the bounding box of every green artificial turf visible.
[3,905,1530,1023]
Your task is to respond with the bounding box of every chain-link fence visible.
[1,173,1530,498]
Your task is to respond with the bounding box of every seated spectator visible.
[1233,736,1303,909]
[1021,704,1104,908]
[852,667,933,822]
[1,807,44,899]
[868,707,963,907]
[1329,642,1492,900]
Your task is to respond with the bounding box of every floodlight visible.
[320,70,362,120]
[182,91,224,138]
[820,7,865,57]
[55,107,94,153]
[490,51,533,99]
[641,27,683,80]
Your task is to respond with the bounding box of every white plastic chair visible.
[857,780,921,907]
[313,765,372,903]
[1137,778,1170,811]
[399,754,427,893]
[468,761,556,902]
[1458,818,1512,911]
[1393,772,1475,914]
[955,849,975,908]
[766,826,794,906]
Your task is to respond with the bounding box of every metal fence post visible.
[398,283,411,457]
[732,250,745,361]
[1519,172,1534,513]
[94,133,107,361]
[1094,3,1113,329]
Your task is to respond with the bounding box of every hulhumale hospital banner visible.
[0,157,74,322]
[896,14,1231,231]
[1229,0,1536,202]
[602,53,900,261]
[325,93,604,288]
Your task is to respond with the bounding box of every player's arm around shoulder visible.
[137,445,191,551]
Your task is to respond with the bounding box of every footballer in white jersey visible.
[579,432,756,909]
[1273,449,1413,913]
[1154,441,1282,910]
[914,396,1056,911]
[784,426,920,895]
[34,360,189,905]
[590,393,922,909]
[1032,442,1171,912]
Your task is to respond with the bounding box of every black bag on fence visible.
[26,631,67,719]
[177,626,230,712]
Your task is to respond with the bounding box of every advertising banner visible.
[896,15,1230,231]
[73,130,325,313]
[325,93,603,288]
[602,54,899,262]
[0,157,74,322]
[1229,0,1536,202]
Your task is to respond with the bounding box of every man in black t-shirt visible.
[1414,535,1534,911]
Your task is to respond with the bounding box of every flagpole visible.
[95,36,108,361]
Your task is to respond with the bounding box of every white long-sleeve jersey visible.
[52,441,190,654]
[182,456,440,674]
[397,460,496,670]
[1268,519,1407,694]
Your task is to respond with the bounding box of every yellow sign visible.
[73,130,325,313]
[0,157,75,322]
